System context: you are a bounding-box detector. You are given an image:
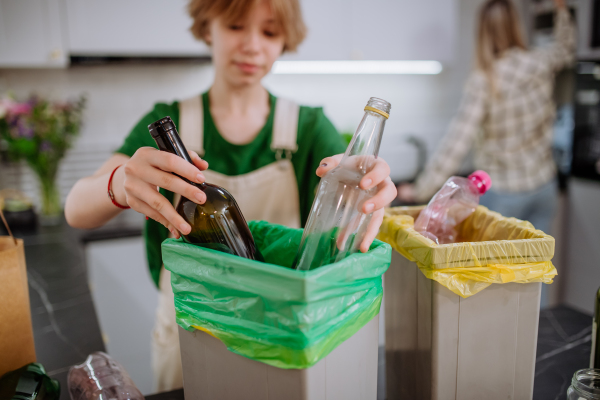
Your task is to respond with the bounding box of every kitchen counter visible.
[535,305,593,398]
[20,221,105,399]
[12,214,142,399]
[15,219,593,400]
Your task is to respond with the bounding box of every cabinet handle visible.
[48,49,62,61]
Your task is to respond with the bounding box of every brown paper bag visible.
[0,209,36,377]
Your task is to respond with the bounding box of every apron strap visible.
[179,95,204,156]
[271,97,299,160]
[178,95,299,159]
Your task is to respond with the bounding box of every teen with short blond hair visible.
[188,0,307,51]
[66,0,396,390]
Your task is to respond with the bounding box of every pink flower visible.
[8,102,32,116]
[0,98,15,119]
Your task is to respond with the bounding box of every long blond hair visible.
[476,0,527,93]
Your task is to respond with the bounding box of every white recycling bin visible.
[379,206,556,400]
[178,315,379,400]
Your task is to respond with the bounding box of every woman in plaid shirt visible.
[399,0,574,234]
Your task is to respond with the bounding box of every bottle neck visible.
[164,130,193,163]
[341,110,387,174]
[153,128,206,189]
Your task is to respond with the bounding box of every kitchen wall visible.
[0,0,485,207]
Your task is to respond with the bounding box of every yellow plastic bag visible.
[377,206,557,298]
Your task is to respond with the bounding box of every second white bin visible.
[379,206,555,400]
[384,251,541,400]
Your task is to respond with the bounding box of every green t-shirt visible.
[116,91,346,286]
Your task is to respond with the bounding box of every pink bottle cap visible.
[468,170,492,194]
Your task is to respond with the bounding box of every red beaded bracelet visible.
[108,165,130,209]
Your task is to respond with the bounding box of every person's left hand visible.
[316,154,397,253]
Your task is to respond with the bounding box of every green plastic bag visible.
[162,220,391,369]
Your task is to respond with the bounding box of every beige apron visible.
[152,95,302,392]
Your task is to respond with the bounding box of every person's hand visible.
[316,154,397,253]
[553,0,565,9]
[397,183,416,203]
[120,147,209,238]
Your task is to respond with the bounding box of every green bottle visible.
[148,116,262,261]
[591,287,600,368]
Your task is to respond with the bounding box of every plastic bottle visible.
[413,171,492,244]
[293,97,391,271]
[67,352,144,400]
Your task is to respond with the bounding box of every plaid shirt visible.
[414,9,575,202]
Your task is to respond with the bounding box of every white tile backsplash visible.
[0,61,464,204]
[0,63,456,146]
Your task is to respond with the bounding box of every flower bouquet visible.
[0,94,86,225]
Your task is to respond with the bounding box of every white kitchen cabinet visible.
[65,0,457,62]
[284,0,457,64]
[349,0,456,63]
[281,0,351,61]
[64,0,210,57]
[0,0,455,67]
[0,0,67,67]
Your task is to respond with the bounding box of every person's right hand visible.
[120,147,209,238]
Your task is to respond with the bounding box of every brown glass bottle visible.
[148,116,261,260]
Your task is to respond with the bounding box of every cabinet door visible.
[0,0,67,67]
[348,0,457,63]
[281,0,352,61]
[64,0,209,56]
[283,0,456,63]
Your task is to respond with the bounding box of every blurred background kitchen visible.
[1,0,599,398]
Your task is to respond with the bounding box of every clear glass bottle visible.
[567,369,600,400]
[149,117,261,260]
[293,97,391,271]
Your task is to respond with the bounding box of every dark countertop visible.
[534,305,593,398]
[10,219,594,400]
[21,221,106,399]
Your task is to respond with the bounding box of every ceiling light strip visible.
[271,60,442,75]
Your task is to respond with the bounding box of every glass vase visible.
[36,170,61,226]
